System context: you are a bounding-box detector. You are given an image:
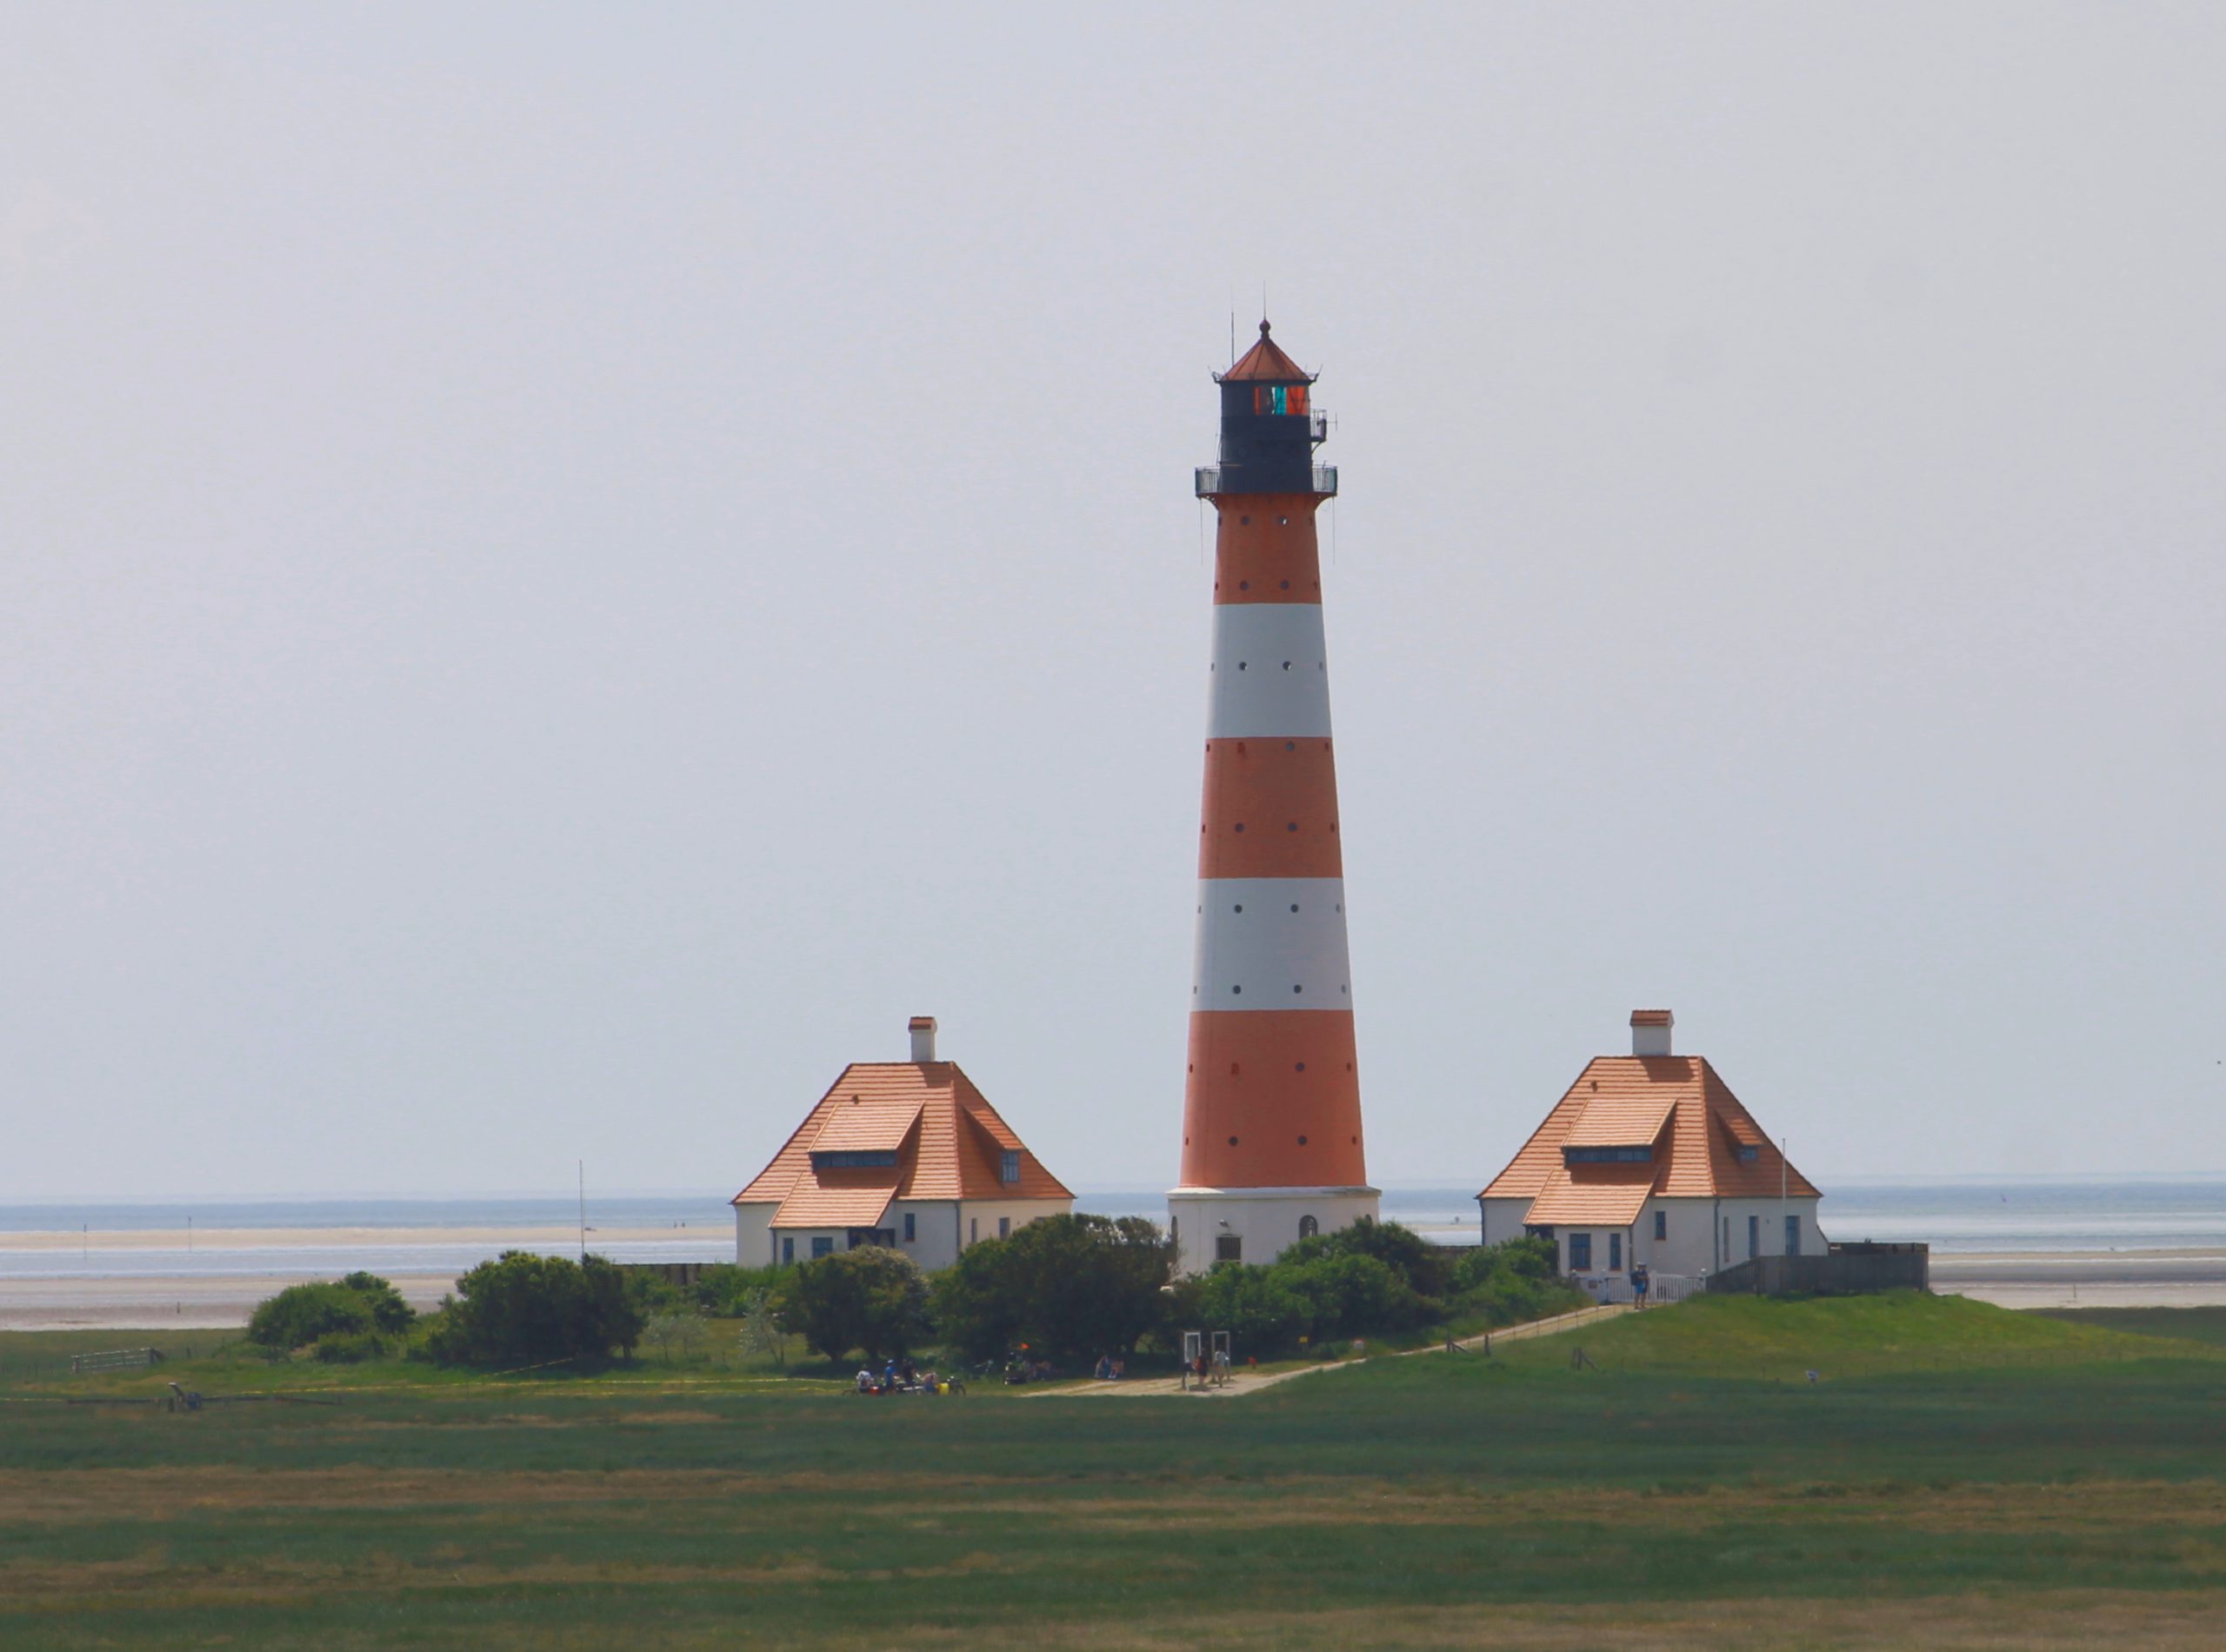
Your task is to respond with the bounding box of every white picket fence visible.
[1568,1272,1704,1307]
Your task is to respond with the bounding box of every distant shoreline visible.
[5,1235,2225,1331]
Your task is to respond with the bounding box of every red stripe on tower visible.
[1169,322,1380,1273]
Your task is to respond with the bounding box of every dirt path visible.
[1031,1302,1630,1400]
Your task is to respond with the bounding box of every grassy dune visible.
[2,1295,2223,1649]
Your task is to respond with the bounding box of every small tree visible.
[775,1246,927,1363]
[423,1251,646,1367]
[736,1288,785,1369]
[337,1272,417,1334]
[931,1214,1173,1365]
[646,1309,707,1365]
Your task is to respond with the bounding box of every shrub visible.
[691,1262,787,1318]
[337,1272,417,1334]
[1279,1216,1452,1301]
[931,1215,1174,1365]
[421,1252,645,1367]
[1450,1236,1583,1328]
[248,1282,373,1351]
[1279,1251,1430,1341]
[775,1246,928,1363]
[1181,1263,1310,1352]
[312,1329,385,1363]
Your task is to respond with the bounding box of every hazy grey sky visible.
[4,4,2222,1201]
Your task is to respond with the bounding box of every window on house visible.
[903,1212,916,1242]
[969,1216,977,1244]
[1747,1215,1758,1260]
[1568,1233,1592,1271]
[997,1216,1010,1239]
[1000,1150,1020,1184]
[1216,1234,1243,1263]
[1785,1215,1801,1256]
[1737,1146,1760,1164]
[1298,1215,1319,1239]
[1654,1209,1667,1242]
[810,1149,899,1170]
[1609,1233,1623,1272]
[1563,1146,1653,1164]
[810,1236,834,1259]
[782,1236,794,1265]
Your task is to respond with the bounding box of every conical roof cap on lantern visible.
[1218,318,1316,383]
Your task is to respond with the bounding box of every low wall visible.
[1707,1242,1929,1297]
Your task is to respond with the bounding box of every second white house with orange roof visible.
[1477,1010,1824,1282]
[732,1016,1073,1269]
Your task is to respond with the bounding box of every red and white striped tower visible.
[1169,321,1378,1272]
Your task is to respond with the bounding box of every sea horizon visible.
[3,1176,2225,1285]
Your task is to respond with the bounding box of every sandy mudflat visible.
[0,1223,692,1255]
[1933,1249,2226,1310]
[0,1224,712,1331]
[0,1272,460,1331]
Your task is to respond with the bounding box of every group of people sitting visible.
[1001,1352,1058,1384]
[1091,1354,1128,1381]
[853,1356,957,1396]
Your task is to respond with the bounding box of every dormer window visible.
[1564,1146,1652,1164]
[811,1149,897,1170]
[1000,1149,1020,1184]
[1738,1146,1760,1164]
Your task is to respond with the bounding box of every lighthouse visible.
[1169,321,1380,1273]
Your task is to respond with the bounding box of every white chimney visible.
[1630,1009,1674,1057]
[908,1016,938,1063]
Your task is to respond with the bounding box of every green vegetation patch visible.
[2037,1305,2226,1349]
[5,1295,2226,1648]
[1476,1289,2222,1379]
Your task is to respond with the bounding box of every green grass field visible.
[4,1293,2225,1649]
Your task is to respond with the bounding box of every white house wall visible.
[734,1202,776,1267]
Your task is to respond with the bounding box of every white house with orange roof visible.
[732,1016,1073,1271]
[1477,1010,1824,1284]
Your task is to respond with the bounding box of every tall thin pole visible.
[577,1161,587,1261]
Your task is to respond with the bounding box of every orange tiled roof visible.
[735,1061,1072,1224]
[1221,321,1313,383]
[1478,1056,1820,1218]
[810,1100,922,1155]
[772,1182,897,1229]
[1524,1163,1655,1227]
[1562,1096,1675,1149]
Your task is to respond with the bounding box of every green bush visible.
[691,1262,786,1318]
[311,1329,385,1363]
[1180,1263,1310,1352]
[775,1246,928,1363]
[247,1274,417,1354]
[1277,1216,1453,1301]
[931,1215,1173,1364]
[1450,1236,1583,1328]
[1279,1251,1431,1340]
[421,1252,645,1367]
[337,1272,417,1333]
[248,1282,373,1351]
